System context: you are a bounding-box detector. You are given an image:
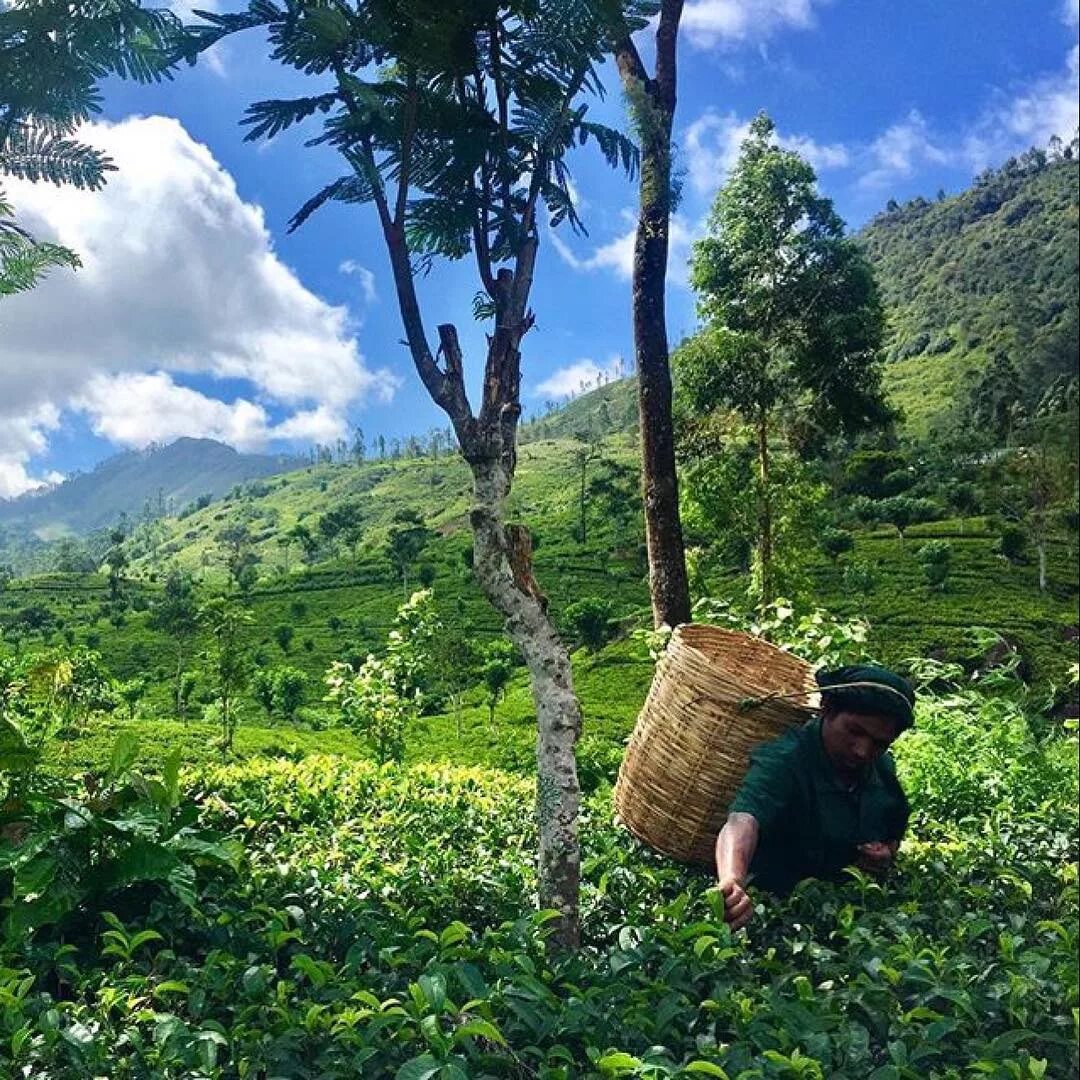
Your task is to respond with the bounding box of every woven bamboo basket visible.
[614,624,818,866]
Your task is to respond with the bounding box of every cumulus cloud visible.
[858,110,950,189]
[0,115,398,495]
[682,0,822,48]
[550,211,695,283]
[339,260,378,305]
[75,373,273,452]
[978,43,1079,160]
[0,405,63,499]
[532,356,626,400]
[684,110,849,196]
[72,372,367,452]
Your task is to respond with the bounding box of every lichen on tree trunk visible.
[470,459,582,948]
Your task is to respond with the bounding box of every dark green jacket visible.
[728,717,910,895]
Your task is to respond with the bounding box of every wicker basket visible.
[613,624,818,866]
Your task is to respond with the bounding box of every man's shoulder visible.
[748,720,817,770]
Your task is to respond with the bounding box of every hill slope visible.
[0,437,304,537]
[858,153,1079,435]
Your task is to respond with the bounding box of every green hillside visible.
[858,153,1079,436]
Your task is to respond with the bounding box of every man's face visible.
[822,710,899,774]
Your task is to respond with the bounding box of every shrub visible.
[273,623,294,653]
[565,596,616,651]
[916,539,953,590]
[997,522,1028,562]
[819,527,854,561]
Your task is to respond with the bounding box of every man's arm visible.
[715,812,759,930]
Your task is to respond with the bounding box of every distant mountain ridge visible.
[0,438,304,537]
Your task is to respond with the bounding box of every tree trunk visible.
[616,1,691,631]
[579,456,587,545]
[757,413,773,604]
[175,642,184,720]
[471,459,582,948]
[1038,540,1047,592]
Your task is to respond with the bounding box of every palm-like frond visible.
[0,124,115,189]
[287,171,377,233]
[242,93,340,142]
[0,195,80,296]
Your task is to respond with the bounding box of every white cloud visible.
[532,356,626,400]
[73,372,380,452]
[0,405,62,499]
[985,43,1079,157]
[550,210,695,283]
[860,42,1079,189]
[75,373,271,451]
[683,109,849,197]
[0,115,399,495]
[339,259,378,304]
[682,0,822,48]
[1065,0,1079,28]
[858,110,949,189]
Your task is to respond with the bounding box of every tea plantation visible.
[0,651,1076,1078]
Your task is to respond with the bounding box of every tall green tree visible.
[149,568,198,719]
[0,0,188,294]
[188,0,646,947]
[683,113,889,603]
[198,598,252,756]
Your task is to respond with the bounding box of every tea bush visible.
[0,675,1075,1078]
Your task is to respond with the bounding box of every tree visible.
[273,623,294,654]
[564,596,615,652]
[610,0,691,630]
[432,632,482,739]
[116,676,146,721]
[192,0,643,948]
[916,540,952,591]
[386,510,432,600]
[325,590,439,764]
[820,527,855,562]
[273,666,308,722]
[480,638,516,725]
[878,495,937,543]
[588,459,640,549]
[571,437,598,545]
[251,668,276,719]
[217,522,260,591]
[102,528,128,601]
[1,0,187,294]
[149,568,198,719]
[685,113,888,603]
[198,598,252,755]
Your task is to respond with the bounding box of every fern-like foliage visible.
[0,191,80,296]
[0,0,189,186]
[191,0,643,278]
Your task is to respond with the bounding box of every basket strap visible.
[737,679,912,712]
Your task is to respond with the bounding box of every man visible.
[715,664,915,930]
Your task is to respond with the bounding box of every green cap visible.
[815,664,916,732]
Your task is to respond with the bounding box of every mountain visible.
[858,150,1079,436]
[0,437,304,537]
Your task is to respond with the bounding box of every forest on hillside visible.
[0,1,1077,1077]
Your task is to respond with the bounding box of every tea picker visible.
[614,627,915,930]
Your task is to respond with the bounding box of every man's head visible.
[815,664,915,773]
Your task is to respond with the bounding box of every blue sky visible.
[1,0,1077,497]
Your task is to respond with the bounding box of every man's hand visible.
[855,840,899,876]
[717,877,753,930]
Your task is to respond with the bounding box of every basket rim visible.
[669,623,818,706]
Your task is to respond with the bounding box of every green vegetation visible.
[861,152,1079,437]
[0,3,1076,1066]
[1,618,1075,1077]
